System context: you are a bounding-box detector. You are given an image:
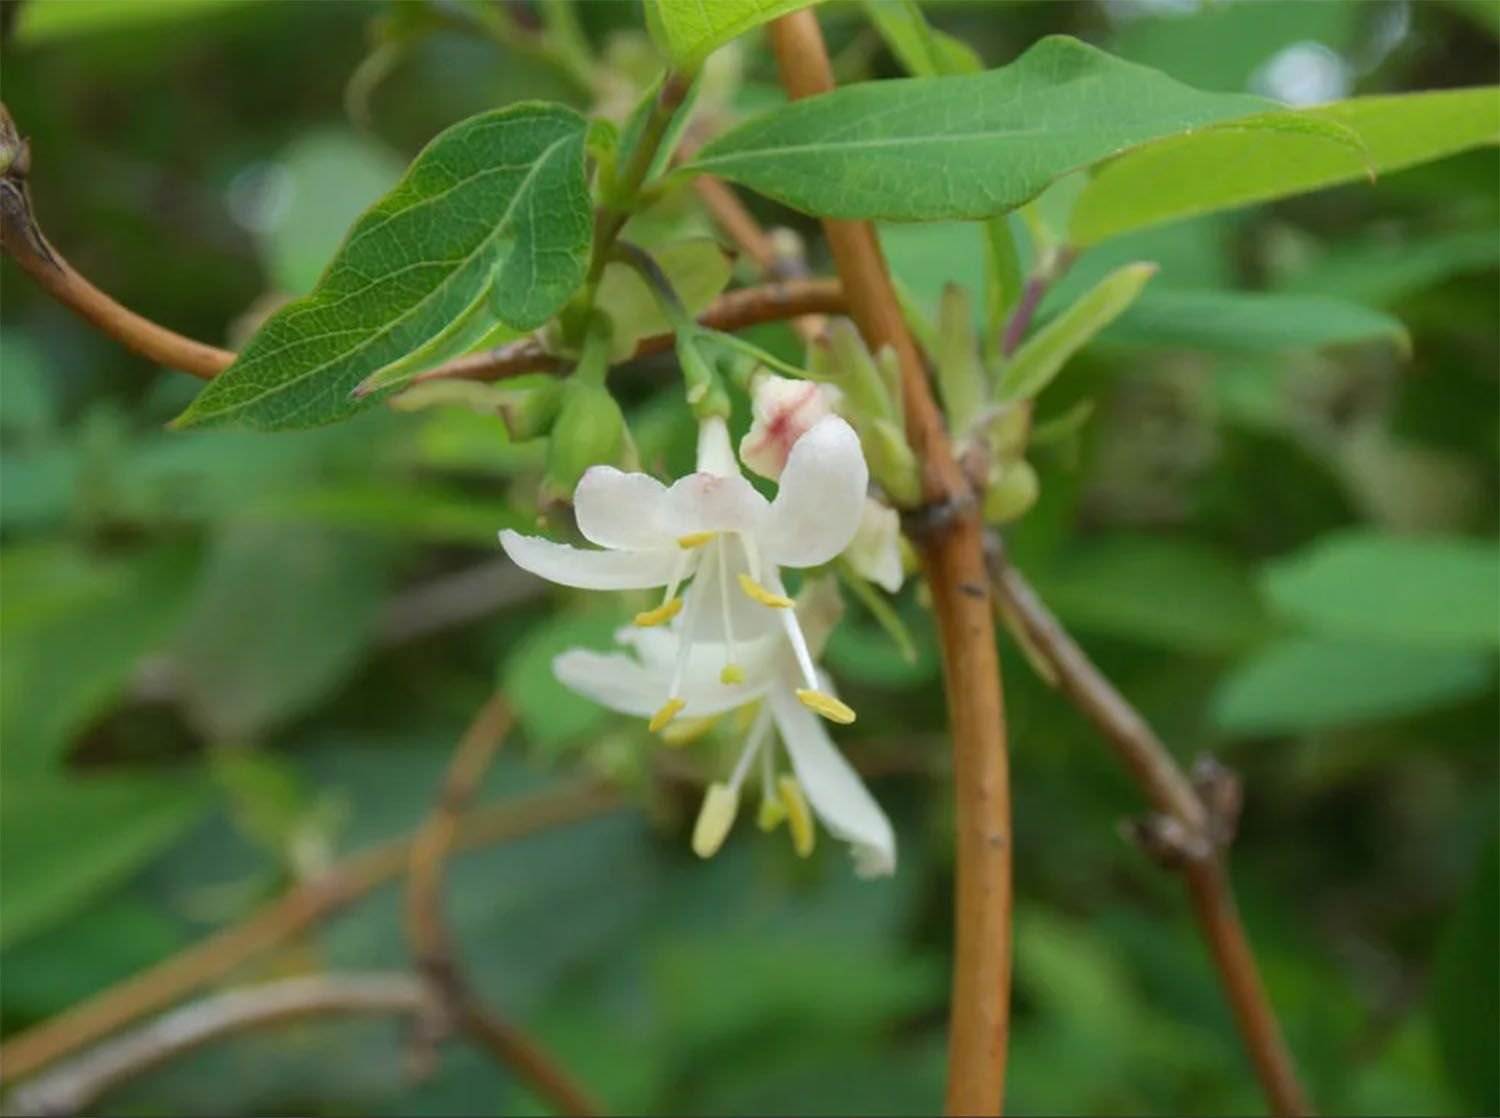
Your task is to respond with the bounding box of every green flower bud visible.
[542,381,633,505]
[864,417,922,508]
[935,283,985,431]
[983,458,1039,525]
[495,376,565,442]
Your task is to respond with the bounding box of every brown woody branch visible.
[984,535,1311,1118]
[767,13,1014,1115]
[0,783,621,1088]
[403,696,599,1117]
[5,973,436,1117]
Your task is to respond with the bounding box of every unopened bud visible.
[542,381,632,505]
[494,376,565,441]
[739,373,839,480]
[983,458,1039,524]
[864,418,922,508]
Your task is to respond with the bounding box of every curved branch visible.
[985,536,1311,1117]
[404,696,600,1116]
[767,13,1013,1115]
[5,973,435,1117]
[0,784,622,1088]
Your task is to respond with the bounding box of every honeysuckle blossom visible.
[739,373,841,481]
[498,414,869,732]
[554,580,896,877]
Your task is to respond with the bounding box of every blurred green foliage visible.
[1,1,1495,1115]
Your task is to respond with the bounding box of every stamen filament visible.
[717,541,742,684]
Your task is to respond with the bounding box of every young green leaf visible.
[1071,87,1499,245]
[174,103,591,430]
[997,263,1156,401]
[862,0,981,78]
[689,36,1303,221]
[644,0,823,69]
[1102,289,1409,353]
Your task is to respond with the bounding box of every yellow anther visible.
[634,597,683,627]
[737,572,793,609]
[676,531,716,549]
[796,688,856,724]
[691,782,739,859]
[720,663,746,685]
[757,795,788,832]
[649,697,686,733]
[778,775,815,857]
[658,715,719,748]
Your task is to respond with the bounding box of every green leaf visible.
[1262,532,1500,649]
[0,773,209,948]
[690,37,1295,222]
[173,104,591,430]
[1035,535,1272,654]
[594,238,734,360]
[1276,228,1500,307]
[862,0,981,78]
[169,524,394,742]
[1102,289,1409,353]
[16,0,249,42]
[1212,638,1492,736]
[1432,816,1500,1114]
[998,262,1156,400]
[1071,88,1499,245]
[644,0,823,69]
[0,545,196,774]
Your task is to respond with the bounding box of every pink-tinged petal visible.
[574,467,674,550]
[661,472,769,537]
[761,416,869,569]
[768,683,896,877]
[499,529,683,590]
[739,376,837,481]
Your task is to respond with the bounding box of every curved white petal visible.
[499,529,683,590]
[616,624,781,683]
[768,684,896,877]
[761,416,870,569]
[661,472,769,536]
[574,467,674,550]
[553,648,768,718]
[847,499,905,593]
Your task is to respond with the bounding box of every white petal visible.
[661,472,769,536]
[739,375,836,481]
[553,648,766,718]
[573,467,674,551]
[761,416,870,569]
[768,684,896,877]
[499,529,683,590]
[847,499,905,593]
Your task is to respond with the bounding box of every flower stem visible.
[768,12,1014,1114]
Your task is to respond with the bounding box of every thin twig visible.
[0,784,622,1088]
[404,696,600,1116]
[0,103,234,379]
[767,13,1013,1115]
[409,277,847,386]
[5,973,435,1117]
[984,535,1311,1117]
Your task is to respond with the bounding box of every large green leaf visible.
[1071,88,1499,245]
[0,773,209,948]
[174,104,591,430]
[1102,289,1408,353]
[688,36,1352,222]
[644,0,821,69]
[1262,532,1500,649]
[1212,637,1492,736]
[0,545,197,774]
[169,524,394,742]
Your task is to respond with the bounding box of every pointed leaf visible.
[644,0,823,69]
[689,37,1298,221]
[998,262,1156,400]
[174,104,591,430]
[1072,87,1499,245]
[1103,289,1409,353]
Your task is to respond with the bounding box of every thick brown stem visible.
[0,784,621,1088]
[6,973,435,1116]
[985,538,1311,1117]
[768,13,1013,1114]
[404,696,600,1117]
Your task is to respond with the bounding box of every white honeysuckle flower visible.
[499,414,869,731]
[553,581,896,877]
[738,373,842,481]
[847,497,904,593]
